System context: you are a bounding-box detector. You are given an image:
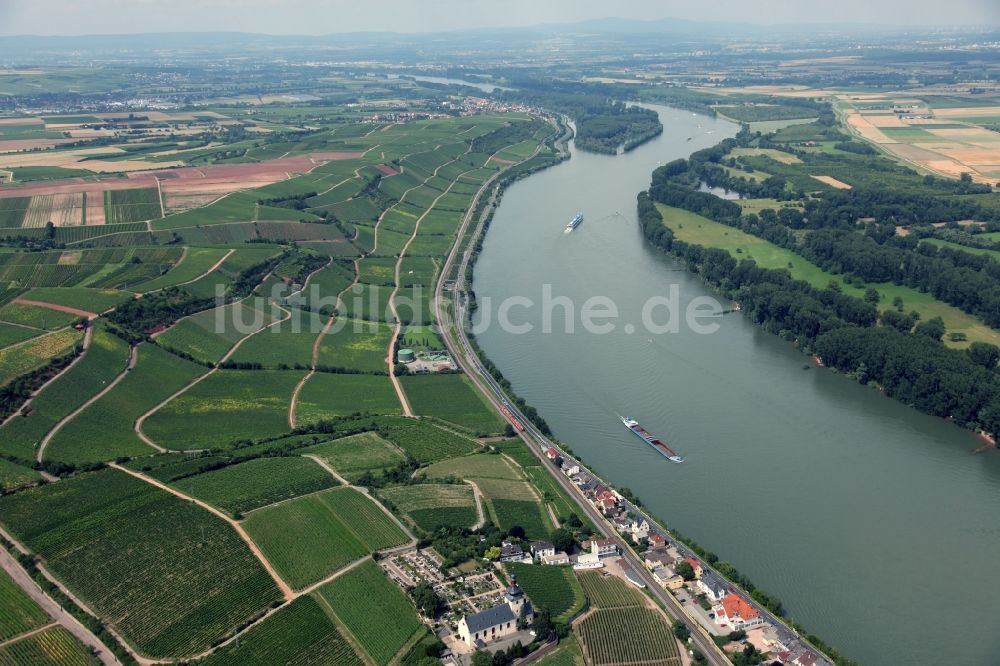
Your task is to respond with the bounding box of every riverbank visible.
[469,102,1000,666]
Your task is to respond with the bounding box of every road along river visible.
[471,104,1000,665]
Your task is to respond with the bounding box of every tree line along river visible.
[471,103,1000,666]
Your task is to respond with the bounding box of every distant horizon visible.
[0,0,998,37]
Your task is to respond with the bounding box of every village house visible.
[591,538,618,558]
[713,593,763,631]
[575,474,598,493]
[697,571,729,603]
[541,551,570,566]
[648,533,666,549]
[499,543,527,563]
[683,557,703,579]
[792,650,819,666]
[530,540,555,559]
[457,579,534,648]
[544,447,559,461]
[643,549,673,570]
[560,460,580,476]
[652,565,685,590]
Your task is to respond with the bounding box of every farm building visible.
[457,579,533,647]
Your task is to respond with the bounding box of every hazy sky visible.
[0,0,997,35]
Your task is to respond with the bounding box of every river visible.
[471,104,1000,665]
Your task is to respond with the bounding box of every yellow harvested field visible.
[730,147,802,164]
[85,189,106,225]
[57,251,82,265]
[0,117,43,126]
[865,115,908,128]
[933,106,1000,117]
[163,191,225,213]
[812,175,852,189]
[0,146,182,172]
[846,112,893,143]
[0,138,77,152]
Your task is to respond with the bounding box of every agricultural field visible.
[0,301,81,329]
[196,596,364,666]
[400,373,505,433]
[244,487,408,589]
[376,416,480,462]
[0,626,100,666]
[535,633,584,666]
[316,559,424,666]
[172,456,338,516]
[134,247,231,291]
[44,343,204,465]
[156,301,273,364]
[0,324,129,460]
[377,483,477,531]
[293,372,401,423]
[300,431,406,481]
[0,322,42,349]
[504,563,585,621]
[491,498,552,541]
[227,308,326,368]
[18,286,131,313]
[104,187,162,223]
[0,469,282,658]
[578,572,647,609]
[421,452,520,481]
[0,568,49,642]
[143,369,303,449]
[315,318,393,372]
[577,606,681,666]
[0,328,81,387]
[0,457,41,491]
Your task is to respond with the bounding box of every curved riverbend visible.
[472,103,1000,665]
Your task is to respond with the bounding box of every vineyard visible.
[293,373,402,424]
[505,562,585,622]
[578,572,648,609]
[104,187,162,223]
[0,569,49,642]
[577,607,681,666]
[0,469,282,658]
[378,483,477,531]
[316,559,424,665]
[491,497,552,541]
[0,626,100,666]
[172,456,338,516]
[198,596,364,666]
[301,432,406,481]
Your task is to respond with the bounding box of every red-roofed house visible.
[684,557,703,579]
[648,533,666,549]
[714,593,763,630]
[544,448,559,461]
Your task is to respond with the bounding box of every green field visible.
[0,626,100,666]
[316,559,424,665]
[658,204,1000,348]
[421,452,520,481]
[400,373,504,433]
[491,498,552,540]
[504,563,585,621]
[300,431,406,481]
[228,308,326,368]
[0,457,41,492]
[0,322,43,349]
[156,301,272,365]
[376,416,479,462]
[577,606,681,666]
[104,187,162,223]
[197,596,364,666]
[0,568,49,642]
[19,287,132,313]
[0,328,81,387]
[0,301,80,329]
[172,457,338,516]
[0,469,282,658]
[378,483,477,531]
[315,319,393,372]
[1,325,129,460]
[135,247,231,291]
[244,487,408,589]
[45,344,204,465]
[578,572,646,609]
[535,633,584,666]
[143,369,302,449]
[294,372,401,423]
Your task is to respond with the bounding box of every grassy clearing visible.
[0,328,81,387]
[0,322,43,349]
[173,457,338,517]
[46,344,203,465]
[20,287,131,313]
[377,483,477,531]
[400,373,505,434]
[535,632,584,666]
[244,487,407,589]
[0,301,80,329]
[300,432,405,481]
[316,559,424,666]
[504,562,585,621]
[659,204,1000,348]
[578,572,646,609]
[0,469,282,658]
[294,373,400,424]
[135,247,230,291]
[473,477,538,501]
[144,370,303,449]
[0,457,41,492]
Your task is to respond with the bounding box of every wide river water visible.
[472,104,1000,665]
